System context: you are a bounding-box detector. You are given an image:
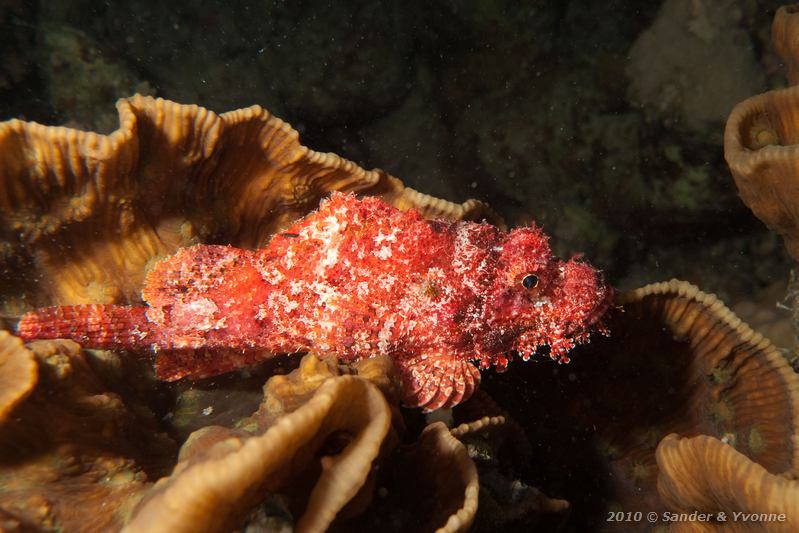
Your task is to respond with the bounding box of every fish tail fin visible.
[16,304,153,349]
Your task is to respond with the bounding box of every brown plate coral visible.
[0,95,499,310]
[0,339,494,532]
[125,354,399,533]
[657,433,799,532]
[724,82,799,262]
[772,4,799,87]
[0,337,176,532]
[725,5,799,262]
[0,331,37,421]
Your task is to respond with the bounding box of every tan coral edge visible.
[618,279,799,475]
[295,375,392,533]
[724,87,799,176]
[450,415,506,439]
[0,331,38,422]
[123,375,390,533]
[429,423,479,533]
[201,96,487,220]
[656,433,799,525]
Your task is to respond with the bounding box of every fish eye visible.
[522,273,539,289]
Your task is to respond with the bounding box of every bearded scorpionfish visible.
[17,192,613,410]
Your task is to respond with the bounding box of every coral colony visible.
[18,193,612,410]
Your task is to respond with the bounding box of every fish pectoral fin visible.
[395,353,481,411]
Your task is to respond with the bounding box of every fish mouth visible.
[497,278,616,364]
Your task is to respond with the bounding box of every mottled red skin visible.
[17,193,613,410]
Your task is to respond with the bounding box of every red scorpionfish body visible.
[17,192,613,410]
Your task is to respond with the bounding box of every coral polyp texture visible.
[17,192,612,410]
